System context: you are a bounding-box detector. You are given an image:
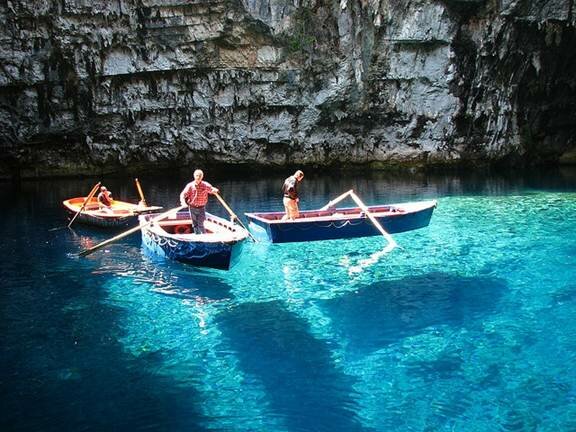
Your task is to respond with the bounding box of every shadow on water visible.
[1,168,574,431]
[216,301,375,432]
[0,260,213,432]
[318,272,507,356]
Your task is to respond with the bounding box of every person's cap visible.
[100,186,107,191]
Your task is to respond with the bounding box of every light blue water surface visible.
[1,169,576,431]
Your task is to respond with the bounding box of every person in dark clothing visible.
[282,170,304,220]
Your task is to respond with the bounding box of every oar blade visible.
[77,248,93,257]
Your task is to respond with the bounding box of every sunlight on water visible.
[2,176,576,431]
[94,192,576,430]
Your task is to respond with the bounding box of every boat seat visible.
[158,220,191,226]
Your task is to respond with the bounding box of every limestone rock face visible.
[0,0,575,178]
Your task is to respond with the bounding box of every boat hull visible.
[63,197,161,228]
[140,211,248,270]
[245,200,437,243]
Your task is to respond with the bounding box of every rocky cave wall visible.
[0,0,575,178]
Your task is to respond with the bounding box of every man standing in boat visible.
[97,186,113,212]
[179,169,219,234]
[282,170,304,220]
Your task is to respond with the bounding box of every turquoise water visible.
[1,170,576,431]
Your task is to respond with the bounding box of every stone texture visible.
[0,0,575,178]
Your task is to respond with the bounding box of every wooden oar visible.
[349,191,397,250]
[213,192,257,242]
[320,189,353,211]
[67,182,101,228]
[78,205,186,257]
[134,178,147,207]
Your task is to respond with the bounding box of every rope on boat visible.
[275,218,363,232]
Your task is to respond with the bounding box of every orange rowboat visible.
[63,197,162,228]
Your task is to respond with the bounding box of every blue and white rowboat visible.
[245,200,437,243]
[139,210,249,270]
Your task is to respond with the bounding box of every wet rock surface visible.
[0,0,575,178]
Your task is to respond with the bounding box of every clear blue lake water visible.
[1,168,576,431]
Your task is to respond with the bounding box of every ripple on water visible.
[3,185,576,431]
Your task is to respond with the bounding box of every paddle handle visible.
[213,192,257,242]
[349,191,397,249]
[213,192,237,219]
[135,178,147,206]
[78,205,186,257]
[68,182,101,228]
[320,189,353,211]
